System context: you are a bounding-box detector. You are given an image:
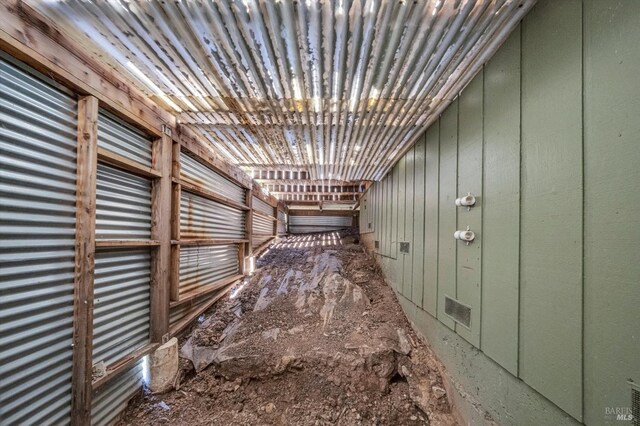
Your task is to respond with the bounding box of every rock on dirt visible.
[118,230,457,426]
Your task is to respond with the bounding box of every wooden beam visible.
[172,239,249,246]
[170,141,181,302]
[254,237,276,256]
[272,205,278,237]
[97,147,162,179]
[246,188,253,263]
[169,284,235,337]
[95,239,160,248]
[252,181,279,206]
[0,1,174,136]
[287,210,358,217]
[150,131,172,343]
[91,343,159,391]
[71,96,99,426]
[178,178,250,211]
[170,274,244,308]
[177,125,252,189]
[269,191,362,196]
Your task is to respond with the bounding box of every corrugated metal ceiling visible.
[29,0,534,184]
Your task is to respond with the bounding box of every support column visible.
[150,127,172,343]
[71,95,99,425]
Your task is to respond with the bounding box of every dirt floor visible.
[119,230,457,426]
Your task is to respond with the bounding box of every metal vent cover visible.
[399,242,410,254]
[368,222,372,230]
[444,296,472,329]
[375,240,380,249]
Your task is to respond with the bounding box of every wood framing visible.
[149,131,172,342]
[246,189,253,262]
[178,178,250,211]
[173,239,249,246]
[97,147,162,179]
[177,125,252,189]
[91,343,159,391]
[170,141,181,302]
[170,274,244,308]
[0,1,174,136]
[71,95,99,426]
[168,283,236,337]
[95,240,160,248]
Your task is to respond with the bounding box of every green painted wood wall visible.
[361,0,639,423]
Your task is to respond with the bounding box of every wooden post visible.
[170,141,181,301]
[150,129,172,343]
[273,204,278,238]
[71,96,99,425]
[245,189,253,271]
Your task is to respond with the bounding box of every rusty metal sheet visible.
[29,0,535,184]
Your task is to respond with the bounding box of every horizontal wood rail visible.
[96,240,160,248]
[97,147,162,178]
[254,237,276,255]
[175,178,250,211]
[169,282,236,337]
[91,343,159,391]
[172,239,248,246]
[170,274,244,308]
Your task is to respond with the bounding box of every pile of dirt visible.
[119,231,457,425]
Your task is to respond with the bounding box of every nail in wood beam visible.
[71,96,99,425]
[150,130,172,342]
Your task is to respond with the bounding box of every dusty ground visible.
[119,230,457,426]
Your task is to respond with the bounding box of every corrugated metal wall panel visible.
[289,216,353,234]
[96,163,151,240]
[98,109,152,167]
[91,360,144,426]
[181,191,245,240]
[252,213,274,236]
[180,152,245,205]
[93,249,150,367]
[179,245,239,296]
[0,54,76,426]
[252,196,274,217]
[169,292,215,327]
[289,216,353,227]
[252,235,273,249]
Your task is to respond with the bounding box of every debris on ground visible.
[119,230,457,425]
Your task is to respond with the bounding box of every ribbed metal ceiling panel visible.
[29,0,534,183]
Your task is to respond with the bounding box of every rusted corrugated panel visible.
[179,245,239,296]
[91,360,144,426]
[0,53,76,426]
[93,248,150,367]
[180,151,245,205]
[252,195,274,217]
[98,110,152,167]
[96,163,152,240]
[181,191,245,239]
[28,0,535,183]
